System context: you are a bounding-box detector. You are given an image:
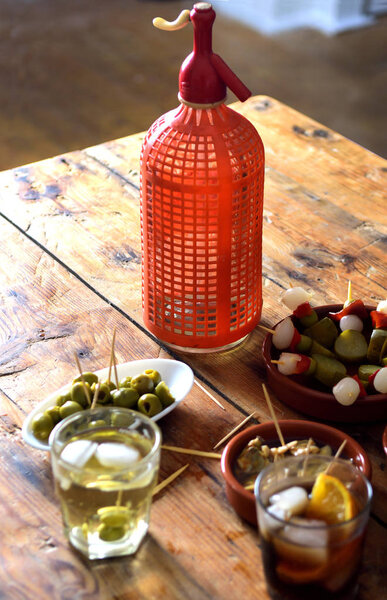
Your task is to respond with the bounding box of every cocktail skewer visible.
[300,437,313,476]
[74,352,91,406]
[258,324,275,334]
[162,445,221,459]
[325,439,347,475]
[107,327,117,386]
[90,382,100,410]
[262,383,285,446]
[194,379,225,410]
[152,464,189,496]
[213,411,257,450]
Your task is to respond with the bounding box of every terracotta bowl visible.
[262,304,387,423]
[220,420,372,526]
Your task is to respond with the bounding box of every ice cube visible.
[274,517,329,567]
[259,504,287,539]
[60,440,97,468]
[95,443,141,468]
[269,486,309,517]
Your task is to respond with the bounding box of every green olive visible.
[101,379,116,392]
[56,391,72,406]
[111,387,139,408]
[130,374,154,395]
[137,393,162,417]
[72,372,99,386]
[155,381,175,408]
[98,524,126,541]
[91,382,111,405]
[59,400,83,419]
[45,406,61,426]
[298,310,319,328]
[71,382,91,408]
[98,506,128,528]
[144,369,162,386]
[88,419,106,429]
[110,412,135,428]
[119,376,133,388]
[31,412,54,441]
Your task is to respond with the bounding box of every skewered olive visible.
[138,393,162,417]
[98,524,126,541]
[56,391,72,406]
[71,382,91,408]
[102,379,116,392]
[59,400,83,419]
[144,369,162,386]
[91,382,111,405]
[72,372,99,386]
[119,376,133,388]
[334,330,368,363]
[31,412,54,441]
[45,406,61,426]
[295,335,312,354]
[88,419,106,429]
[155,381,175,407]
[298,311,319,328]
[111,387,139,408]
[130,374,154,395]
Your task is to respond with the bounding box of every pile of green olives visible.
[31,368,175,442]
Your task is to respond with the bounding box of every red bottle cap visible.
[179,3,251,104]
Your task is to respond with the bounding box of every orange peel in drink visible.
[306,473,355,524]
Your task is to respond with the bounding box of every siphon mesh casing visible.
[140,102,265,351]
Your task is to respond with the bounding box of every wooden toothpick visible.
[194,379,225,410]
[74,352,91,406]
[162,445,221,459]
[213,412,257,450]
[258,324,275,334]
[107,327,117,385]
[91,382,100,410]
[347,280,352,305]
[261,384,285,446]
[152,464,189,496]
[325,440,347,474]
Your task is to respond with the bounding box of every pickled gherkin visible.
[312,354,347,387]
[334,330,368,363]
[367,329,387,364]
[304,317,339,348]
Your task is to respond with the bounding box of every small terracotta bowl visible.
[262,304,387,423]
[220,419,372,526]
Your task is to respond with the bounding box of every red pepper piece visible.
[370,311,387,329]
[328,299,368,321]
[293,302,313,318]
[294,355,311,374]
[289,328,301,352]
[368,368,381,388]
[352,375,367,398]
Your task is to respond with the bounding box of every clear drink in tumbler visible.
[255,455,372,600]
[50,407,161,559]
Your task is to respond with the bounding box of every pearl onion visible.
[376,300,387,314]
[373,368,387,393]
[340,314,363,332]
[281,287,311,311]
[277,353,301,375]
[272,317,295,350]
[332,377,360,406]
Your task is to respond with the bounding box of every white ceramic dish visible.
[22,358,194,451]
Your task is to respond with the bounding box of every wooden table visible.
[0,96,386,599]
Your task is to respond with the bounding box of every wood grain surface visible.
[0,96,386,599]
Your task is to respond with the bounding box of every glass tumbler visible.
[255,455,372,600]
[50,407,161,559]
